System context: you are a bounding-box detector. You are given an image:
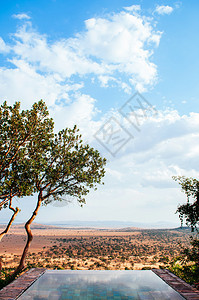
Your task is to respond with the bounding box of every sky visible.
[0,0,199,226]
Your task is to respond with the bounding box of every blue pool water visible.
[18,270,185,299]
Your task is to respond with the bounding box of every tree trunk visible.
[13,192,43,275]
[0,197,19,242]
[0,257,2,272]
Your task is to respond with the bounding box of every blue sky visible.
[0,0,199,226]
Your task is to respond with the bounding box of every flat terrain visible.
[0,224,191,270]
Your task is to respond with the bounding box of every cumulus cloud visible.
[87,108,199,222]
[93,107,199,182]
[0,6,196,223]
[0,6,163,143]
[50,93,101,135]
[0,6,162,97]
[76,11,161,91]
[12,24,104,78]
[12,13,31,20]
[0,59,77,108]
[155,5,174,15]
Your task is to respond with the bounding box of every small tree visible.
[0,101,53,186]
[172,176,199,286]
[14,126,106,274]
[172,176,199,231]
[0,101,54,239]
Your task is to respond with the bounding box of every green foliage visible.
[0,100,106,209]
[142,266,151,270]
[0,100,54,208]
[30,125,106,205]
[170,237,199,286]
[0,99,106,277]
[172,176,199,287]
[172,176,199,231]
[0,268,17,289]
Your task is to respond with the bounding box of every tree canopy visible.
[172,176,199,231]
[0,100,54,207]
[171,176,199,286]
[15,125,106,273]
[0,100,106,274]
[0,100,54,243]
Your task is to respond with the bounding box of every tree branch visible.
[0,195,19,242]
[13,191,43,275]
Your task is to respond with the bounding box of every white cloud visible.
[83,109,199,222]
[120,109,199,158]
[12,24,105,78]
[12,13,31,20]
[98,75,117,88]
[77,11,161,91]
[123,5,141,12]
[155,5,174,15]
[50,93,100,135]
[1,7,162,95]
[121,82,132,94]
[1,90,199,223]
[0,38,10,53]
[93,108,199,181]
[0,7,197,224]
[0,60,74,108]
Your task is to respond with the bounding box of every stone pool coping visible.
[152,269,199,300]
[0,268,198,300]
[0,268,46,300]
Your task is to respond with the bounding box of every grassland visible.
[0,224,191,271]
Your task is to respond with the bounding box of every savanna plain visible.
[0,224,190,271]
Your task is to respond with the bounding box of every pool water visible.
[18,270,185,299]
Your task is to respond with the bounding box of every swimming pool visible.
[17,270,185,299]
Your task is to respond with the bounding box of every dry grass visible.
[0,224,190,270]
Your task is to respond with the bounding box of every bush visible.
[142,266,151,270]
[0,268,17,289]
[169,237,199,287]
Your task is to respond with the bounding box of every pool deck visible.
[153,269,199,300]
[0,268,198,300]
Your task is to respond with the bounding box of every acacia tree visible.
[0,101,53,185]
[14,126,106,274]
[172,176,199,286]
[172,176,199,231]
[0,101,54,239]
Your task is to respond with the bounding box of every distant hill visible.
[0,223,61,230]
[115,226,192,232]
[170,226,193,232]
[0,220,180,229]
[42,220,179,229]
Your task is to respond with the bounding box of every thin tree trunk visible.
[13,192,43,275]
[0,257,2,272]
[0,197,19,242]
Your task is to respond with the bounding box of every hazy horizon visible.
[0,219,181,229]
